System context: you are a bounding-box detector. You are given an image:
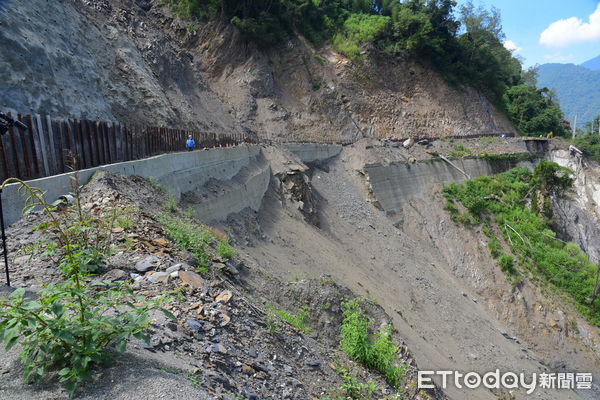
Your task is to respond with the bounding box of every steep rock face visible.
[1,0,515,141]
[549,147,600,264]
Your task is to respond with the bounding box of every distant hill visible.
[537,63,600,125]
[581,55,600,71]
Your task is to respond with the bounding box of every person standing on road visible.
[186,135,195,151]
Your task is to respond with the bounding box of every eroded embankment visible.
[226,140,599,400]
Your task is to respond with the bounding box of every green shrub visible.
[488,237,502,259]
[340,299,407,390]
[333,14,391,59]
[0,178,166,395]
[499,254,517,275]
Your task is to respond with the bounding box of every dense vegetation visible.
[164,0,566,136]
[537,63,600,126]
[444,162,600,326]
[573,128,600,164]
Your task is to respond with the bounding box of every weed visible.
[488,237,502,259]
[314,54,326,64]
[116,205,137,230]
[145,176,167,192]
[265,307,281,335]
[0,177,170,395]
[187,371,202,388]
[159,214,214,270]
[216,237,237,259]
[338,367,377,399]
[312,78,323,91]
[274,306,312,335]
[499,254,517,275]
[163,197,178,213]
[185,207,195,218]
[340,299,407,390]
[448,144,473,158]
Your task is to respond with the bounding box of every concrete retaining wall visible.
[190,160,271,222]
[366,157,535,214]
[3,145,262,226]
[283,143,342,164]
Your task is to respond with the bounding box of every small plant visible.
[340,299,407,390]
[274,305,312,335]
[216,237,237,259]
[185,207,195,218]
[163,197,178,213]
[312,78,323,91]
[488,237,502,259]
[499,254,517,275]
[314,54,326,64]
[159,214,214,270]
[145,176,167,192]
[187,371,202,388]
[116,205,137,230]
[265,308,281,335]
[337,367,377,399]
[0,177,169,395]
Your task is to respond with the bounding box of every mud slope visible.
[228,144,599,400]
[1,0,514,141]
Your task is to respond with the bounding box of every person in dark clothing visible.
[186,135,195,151]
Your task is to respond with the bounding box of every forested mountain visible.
[537,63,600,125]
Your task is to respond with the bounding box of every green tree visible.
[503,84,568,136]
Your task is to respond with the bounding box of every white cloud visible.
[503,40,522,53]
[540,4,600,47]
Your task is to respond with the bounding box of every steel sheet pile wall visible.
[0,113,253,181]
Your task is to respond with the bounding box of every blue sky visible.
[455,0,600,67]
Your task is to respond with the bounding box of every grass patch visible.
[216,237,237,259]
[163,197,177,213]
[448,144,473,158]
[314,54,326,64]
[340,299,407,390]
[267,304,312,335]
[159,214,237,274]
